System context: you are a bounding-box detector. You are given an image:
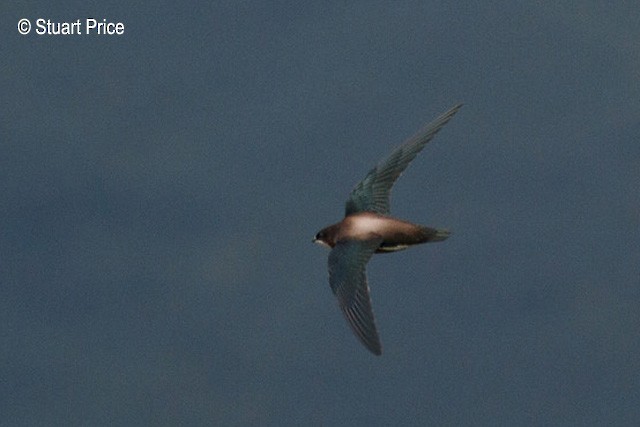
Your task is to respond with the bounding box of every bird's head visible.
[313,230,330,248]
[312,226,336,248]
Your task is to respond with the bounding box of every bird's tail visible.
[422,227,451,242]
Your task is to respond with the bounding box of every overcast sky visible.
[3,1,640,425]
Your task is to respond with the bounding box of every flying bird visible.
[313,104,463,355]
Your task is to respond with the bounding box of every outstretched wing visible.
[345,104,463,216]
[328,237,384,355]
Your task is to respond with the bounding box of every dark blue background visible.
[3,2,639,425]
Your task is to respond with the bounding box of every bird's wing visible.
[328,237,384,355]
[345,104,463,216]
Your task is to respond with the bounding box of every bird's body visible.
[314,103,463,355]
[315,212,450,253]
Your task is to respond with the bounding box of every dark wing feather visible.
[345,104,463,216]
[328,238,384,355]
